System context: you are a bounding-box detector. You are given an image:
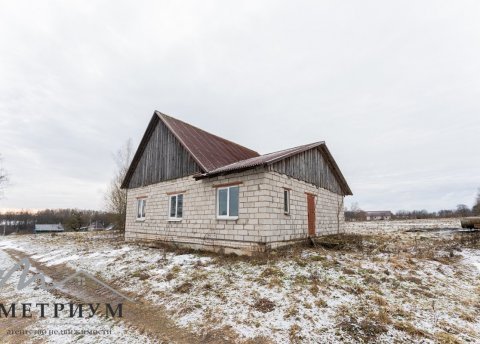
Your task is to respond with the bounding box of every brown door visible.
[307,194,316,236]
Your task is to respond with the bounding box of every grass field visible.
[0,219,479,343]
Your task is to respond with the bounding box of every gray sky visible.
[1,1,479,213]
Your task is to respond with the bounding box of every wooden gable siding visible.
[269,147,343,195]
[128,119,201,188]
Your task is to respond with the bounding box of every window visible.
[136,198,146,220]
[284,189,290,215]
[169,194,183,220]
[217,186,239,219]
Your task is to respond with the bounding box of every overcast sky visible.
[1,1,479,213]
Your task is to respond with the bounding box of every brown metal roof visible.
[157,111,259,172]
[122,111,352,195]
[195,141,353,196]
[197,142,324,175]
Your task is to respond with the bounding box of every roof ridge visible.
[261,141,325,157]
[155,111,259,157]
[214,141,325,170]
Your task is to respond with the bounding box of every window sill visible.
[168,218,183,222]
[284,212,291,216]
[216,216,239,221]
[136,218,146,222]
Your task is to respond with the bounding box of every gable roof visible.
[194,141,353,195]
[158,111,260,171]
[121,111,259,188]
[122,111,352,196]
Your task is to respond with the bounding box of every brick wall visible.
[125,168,345,254]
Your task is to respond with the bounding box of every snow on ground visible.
[462,249,480,274]
[0,248,152,344]
[0,219,479,343]
[345,218,462,234]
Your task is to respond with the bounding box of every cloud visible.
[0,0,479,212]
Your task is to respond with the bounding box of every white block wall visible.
[263,171,345,249]
[125,168,345,254]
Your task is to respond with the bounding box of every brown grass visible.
[435,332,462,344]
[394,321,429,338]
[371,295,388,307]
[252,298,276,313]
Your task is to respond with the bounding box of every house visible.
[88,221,105,231]
[122,111,352,254]
[365,211,392,221]
[35,224,64,233]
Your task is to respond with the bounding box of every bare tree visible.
[456,204,471,217]
[336,197,344,233]
[350,202,360,212]
[344,202,366,222]
[473,189,480,216]
[105,139,133,231]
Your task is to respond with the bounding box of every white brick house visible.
[122,111,352,254]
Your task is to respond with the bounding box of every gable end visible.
[269,146,351,195]
[122,115,202,189]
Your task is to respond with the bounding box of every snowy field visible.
[345,218,462,234]
[0,219,479,343]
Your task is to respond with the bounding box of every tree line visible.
[0,141,132,233]
[346,189,480,221]
[0,209,117,233]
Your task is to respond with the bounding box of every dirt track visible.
[3,248,241,344]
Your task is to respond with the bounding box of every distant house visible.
[121,111,352,254]
[88,221,105,231]
[365,211,392,221]
[35,224,64,233]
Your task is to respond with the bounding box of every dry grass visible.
[252,298,276,313]
[371,295,388,307]
[435,332,462,344]
[131,270,150,280]
[174,281,193,293]
[6,222,480,343]
[394,321,429,338]
[289,323,302,343]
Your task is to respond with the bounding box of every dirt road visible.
[1,248,241,344]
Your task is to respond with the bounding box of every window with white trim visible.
[169,194,183,220]
[284,189,290,215]
[136,198,146,220]
[217,186,239,219]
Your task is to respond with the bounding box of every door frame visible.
[306,192,316,236]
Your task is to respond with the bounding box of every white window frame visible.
[168,194,184,221]
[283,189,290,215]
[136,198,147,221]
[216,186,239,220]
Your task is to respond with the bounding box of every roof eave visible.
[193,164,267,180]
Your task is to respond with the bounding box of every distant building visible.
[35,224,64,233]
[365,211,392,221]
[88,221,105,231]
